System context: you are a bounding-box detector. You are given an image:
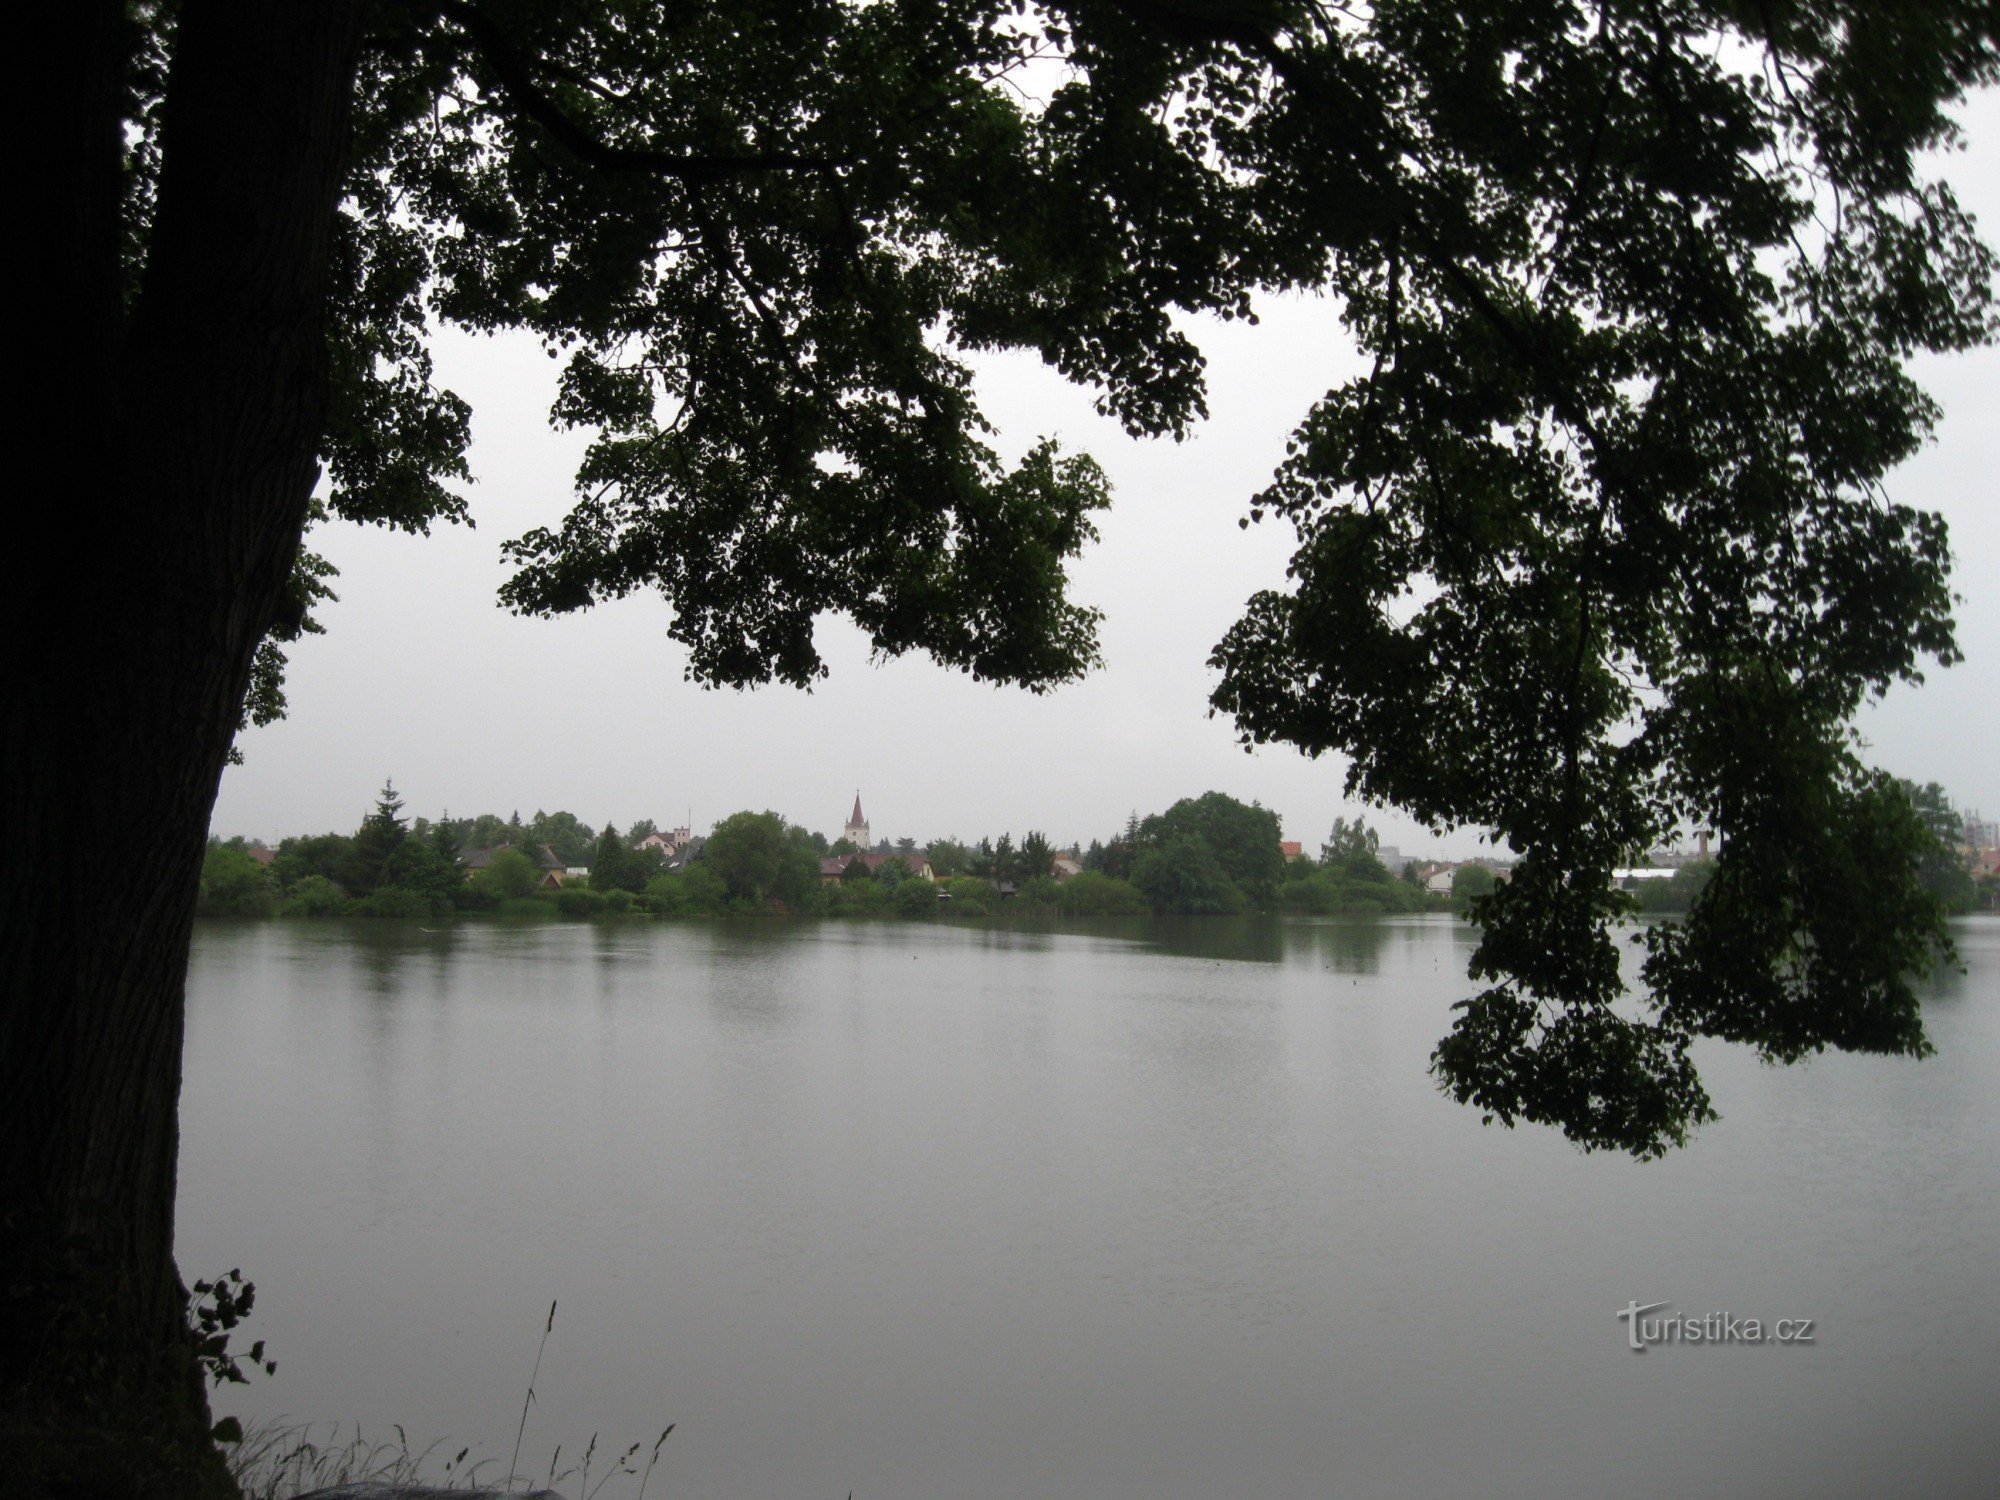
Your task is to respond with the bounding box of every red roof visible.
[820,851,929,878]
[850,792,865,825]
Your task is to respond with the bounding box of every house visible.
[461,842,567,889]
[637,824,693,857]
[245,843,276,867]
[660,837,705,872]
[1279,840,1304,862]
[818,851,935,883]
[1051,852,1084,881]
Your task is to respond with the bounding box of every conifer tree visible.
[339,779,408,898]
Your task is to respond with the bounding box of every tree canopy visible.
[1137,792,1285,908]
[1197,1,1996,1155]
[702,810,823,907]
[175,0,1989,1156]
[10,5,1998,1488]
[338,779,408,896]
[96,0,2000,1153]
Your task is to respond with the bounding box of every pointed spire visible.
[851,791,865,825]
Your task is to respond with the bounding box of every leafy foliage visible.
[1321,817,1386,880]
[1052,870,1147,915]
[1132,833,1246,915]
[700,810,822,907]
[1018,832,1056,883]
[123,1,1997,1154]
[197,840,274,918]
[271,833,354,894]
[893,877,941,916]
[1629,860,1716,914]
[277,875,349,918]
[527,810,598,868]
[588,823,658,894]
[381,836,462,911]
[187,1270,275,1390]
[1450,864,1497,903]
[1198,1,1995,1155]
[478,846,544,900]
[339,781,410,899]
[1135,792,1284,908]
[644,864,728,915]
[553,884,609,918]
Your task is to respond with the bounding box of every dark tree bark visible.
[2,3,365,1493]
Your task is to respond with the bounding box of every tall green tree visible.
[429,817,463,875]
[926,837,972,878]
[339,779,410,897]
[196,839,274,918]
[1085,814,1144,880]
[8,4,1996,1488]
[966,837,997,881]
[1132,833,1246,915]
[1322,816,1389,882]
[270,831,354,893]
[990,833,1020,886]
[589,822,657,894]
[588,821,627,892]
[1137,793,1284,908]
[703,811,819,907]
[527,809,597,867]
[380,837,459,911]
[463,812,513,853]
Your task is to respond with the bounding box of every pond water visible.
[178,913,2000,1498]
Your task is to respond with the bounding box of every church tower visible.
[843,792,870,849]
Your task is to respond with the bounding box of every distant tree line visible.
[197,787,1454,922]
[201,782,462,918]
[207,779,1988,925]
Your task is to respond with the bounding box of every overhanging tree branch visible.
[439,0,850,181]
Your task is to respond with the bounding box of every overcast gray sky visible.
[212,91,2000,858]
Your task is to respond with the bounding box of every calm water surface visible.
[178,914,2000,1498]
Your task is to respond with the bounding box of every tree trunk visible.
[2,3,364,1493]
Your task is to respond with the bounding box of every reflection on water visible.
[179,914,2000,1500]
[936,910,1474,972]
